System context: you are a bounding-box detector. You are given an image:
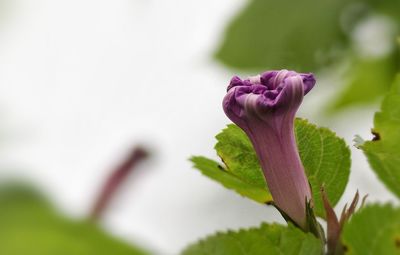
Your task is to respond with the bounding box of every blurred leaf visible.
[366,0,400,22]
[191,119,351,218]
[215,0,351,71]
[0,184,148,255]
[181,223,323,255]
[216,0,400,112]
[190,156,272,203]
[341,204,400,255]
[360,74,400,199]
[330,53,399,111]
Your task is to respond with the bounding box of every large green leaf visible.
[360,75,400,198]
[0,184,148,255]
[215,0,351,71]
[215,0,400,72]
[341,204,400,255]
[295,119,350,218]
[191,119,351,218]
[181,223,323,255]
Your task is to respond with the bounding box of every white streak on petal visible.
[248,75,261,84]
[273,69,289,88]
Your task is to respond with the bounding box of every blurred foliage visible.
[182,223,322,255]
[360,74,400,199]
[216,0,348,71]
[216,0,400,112]
[341,204,400,255]
[191,119,350,218]
[0,184,149,255]
[367,0,400,21]
[329,52,399,111]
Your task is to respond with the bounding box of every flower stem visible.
[89,146,149,220]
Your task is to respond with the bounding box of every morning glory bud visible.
[223,70,315,229]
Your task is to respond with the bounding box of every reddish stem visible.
[90,146,149,220]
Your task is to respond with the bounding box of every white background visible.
[0,1,397,254]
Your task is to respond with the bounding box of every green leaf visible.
[215,0,351,71]
[329,54,399,112]
[215,124,266,188]
[0,184,149,255]
[191,119,351,218]
[295,119,351,218]
[190,156,272,203]
[181,223,323,255]
[341,204,400,255]
[360,74,400,198]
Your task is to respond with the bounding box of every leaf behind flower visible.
[191,119,351,218]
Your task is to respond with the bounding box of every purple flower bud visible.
[223,69,315,229]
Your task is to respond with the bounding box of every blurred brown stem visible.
[89,146,149,220]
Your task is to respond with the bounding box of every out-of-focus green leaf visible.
[0,184,148,255]
[359,75,400,199]
[216,0,400,112]
[181,223,323,255]
[191,119,351,218]
[190,156,272,203]
[366,0,400,22]
[341,204,400,255]
[215,0,351,71]
[330,54,399,111]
